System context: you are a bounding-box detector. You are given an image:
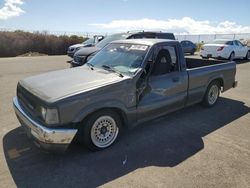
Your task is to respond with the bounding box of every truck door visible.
[136,44,188,122]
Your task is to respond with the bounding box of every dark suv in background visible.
[180,40,197,55]
[70,31,175,67]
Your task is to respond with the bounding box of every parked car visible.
[200,39,250,60]
[180,40,197,55]
[71,31,175,67]
[13,39,237,152]
[67,35,104,57]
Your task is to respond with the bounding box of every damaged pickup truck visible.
[13,39,237,152]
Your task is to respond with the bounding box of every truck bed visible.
[185,57,236,106]
[185,58,229,69]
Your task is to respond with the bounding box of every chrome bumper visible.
[13,97,78,151]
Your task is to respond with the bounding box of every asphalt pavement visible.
[0,55,249,188]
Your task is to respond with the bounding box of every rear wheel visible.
[202,81,220,107]
[79,109,121,151]
[229,52,235,61]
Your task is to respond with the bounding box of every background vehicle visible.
[71,31,175,67]
[13,39,237,152]
[180,40,197,55]
[67,35,104,57]
[200,39,250,60]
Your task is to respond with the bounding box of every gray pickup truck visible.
[13,39,237,152]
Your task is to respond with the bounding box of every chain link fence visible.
[175,33,250,43]
[1,28,250,43]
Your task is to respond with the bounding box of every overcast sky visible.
[0,0,250,34]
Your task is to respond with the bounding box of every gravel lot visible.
[0,55,249,188]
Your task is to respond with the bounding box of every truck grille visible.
[17,84,41,118]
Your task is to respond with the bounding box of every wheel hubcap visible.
[91,115,119,148]
[208,85,219,105]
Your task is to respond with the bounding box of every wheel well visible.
[81,107,128,128]
[210,78,224,91]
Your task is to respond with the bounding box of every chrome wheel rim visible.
[90,116,119,148]
[208,85,219,105]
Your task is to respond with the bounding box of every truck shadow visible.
[3,97,250,188]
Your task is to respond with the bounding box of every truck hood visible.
[19,66,125,103]
[74,46,100,56]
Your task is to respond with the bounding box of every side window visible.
[151,46,178,76]
[234,41,239,46]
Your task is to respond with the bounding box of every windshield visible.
[87,43,149,76]
[212,40,233,45]
[83,38,95,45]
[95,34,129,48]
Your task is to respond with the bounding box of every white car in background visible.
[200,39,250,60]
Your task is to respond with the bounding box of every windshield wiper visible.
[86,62,94,70]
[101,65,124,78]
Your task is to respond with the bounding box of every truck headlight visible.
[40,106,59,125]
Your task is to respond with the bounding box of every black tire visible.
[228,52,235,61]
[78,109,122,151]
[245,50,250,60]
[202,56,209,59]
[202,81,220,107]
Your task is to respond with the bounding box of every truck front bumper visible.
[13,97,78,152]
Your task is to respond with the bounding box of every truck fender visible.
[72,100,129,124]
[205,74,224,92]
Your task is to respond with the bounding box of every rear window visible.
[212,40,233,45]
[129,33,175,40]
[157,33,175,40]
[96,34,129,48]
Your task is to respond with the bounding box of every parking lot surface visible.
[0,55,249,188]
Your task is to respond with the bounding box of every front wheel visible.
[245,50,250,60]
[79,109,121,151]
[202,81,220,107]
[229,52,235,61]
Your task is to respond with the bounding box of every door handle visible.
[172,77,180,82]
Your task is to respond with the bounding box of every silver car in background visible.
[67,35,104,57]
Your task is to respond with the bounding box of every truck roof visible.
[111,38,176,46]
